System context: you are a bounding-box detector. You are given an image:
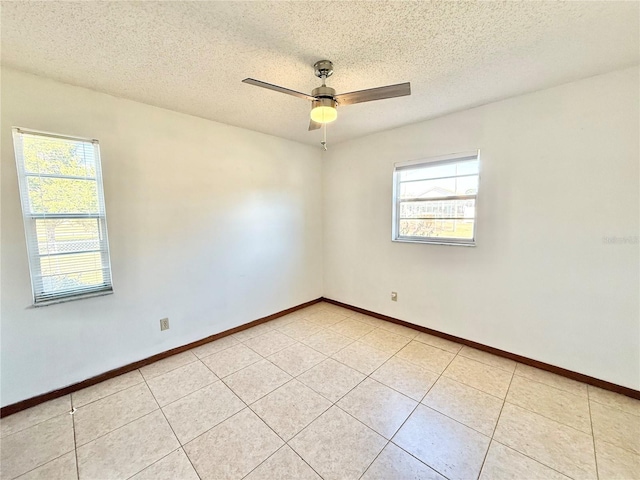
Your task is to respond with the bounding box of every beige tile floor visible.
[2,301,639,480]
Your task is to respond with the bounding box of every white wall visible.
[1,68,323,406]
[323,67,640,390]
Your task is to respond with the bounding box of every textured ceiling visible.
[2,1,638,147]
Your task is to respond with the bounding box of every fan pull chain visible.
[321,123,328,151]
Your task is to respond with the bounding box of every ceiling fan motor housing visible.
[312,85,336,99]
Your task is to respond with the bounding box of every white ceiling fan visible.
[243,60,411,149]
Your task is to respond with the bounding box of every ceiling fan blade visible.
[335,82,411,106]
[309,119,322,131]
[242,78,315,101]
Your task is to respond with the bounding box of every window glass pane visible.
[399,199,476,220]
[456,160,479,175]
[22,134,96,177]
[36,218,101,255]
[27,177,99,214]
[399,219,475,240]
[400,163,456,181]
[399,175,478,199]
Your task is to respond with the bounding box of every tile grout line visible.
[510,373,589,398]
[70,377,147,411]
[264,343,329,375]
[139,354,200,382]
[275,318,360,355]
[488,438,578,480]
[298,331,357,357]
[139,369,202,480]
[203,351,263,380]
[502,399,599,437]
[72,376,155,414]
[191,340,241,362]
[455,353,517,374]
[71,394,80,480]
[0,406,77,440]
[586,398,640,418]
[513,371,589,398]
[70,410,163,461]
[122,446,183,480]
[153,374,221,410]
[4,450,70,480]
[587,388,600,480]
[474,365,515,480]
[178,406,249,449]
[238,444,288,480]
[437,369,509,401]
[588,437,640,459]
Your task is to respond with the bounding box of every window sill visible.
[392,238,476,247]
[32,289,113,308]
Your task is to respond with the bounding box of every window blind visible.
[12,128,113,305]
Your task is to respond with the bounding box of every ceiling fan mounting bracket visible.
[314,60,334,79]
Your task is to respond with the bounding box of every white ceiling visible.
[2,1,638,147]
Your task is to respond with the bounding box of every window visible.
[392,151,480,246]
[12,128,113,305]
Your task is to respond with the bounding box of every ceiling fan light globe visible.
[310,105,338,124]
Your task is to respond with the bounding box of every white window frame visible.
[392,151,480,246]
[12,127,114,306]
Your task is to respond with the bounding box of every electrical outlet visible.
[391,292,398,302]
[160,318,170,331]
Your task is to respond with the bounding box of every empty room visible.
[1,1,638,479]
